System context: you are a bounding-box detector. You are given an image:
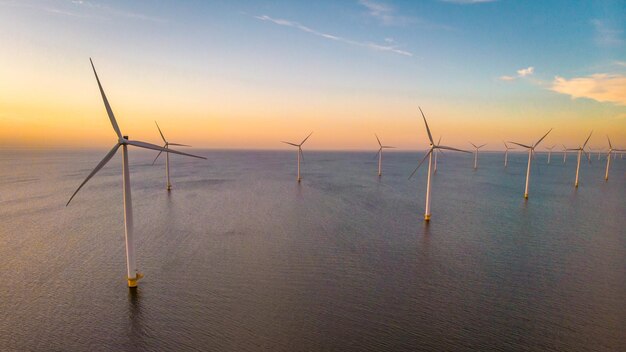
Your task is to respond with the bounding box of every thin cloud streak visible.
[255,15,413,57]
[591,19,623,47]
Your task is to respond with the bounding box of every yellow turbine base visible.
[575,183,579,188]
[424,214,431,221]
[524,193,528,199]
[127,273,144,288]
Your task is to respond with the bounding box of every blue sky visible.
[1,0,625,149]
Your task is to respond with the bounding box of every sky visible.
[0,0,625,151]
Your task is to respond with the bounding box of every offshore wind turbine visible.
[409,107,470,222]
[66,59,205,288]
[375,134,395,176]
[469,142,486,169]
[152,121,202,190]
[434,136,442,173]
[503,141,514,167]
[604,136,625,181]
[508,128,552,199]
[562,145,568,164]
[566,131,592,188]
[282,132,312,182]
[546,145,556,164]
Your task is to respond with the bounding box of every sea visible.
[1,149,624,351]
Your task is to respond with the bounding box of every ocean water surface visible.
[0,149,624,351]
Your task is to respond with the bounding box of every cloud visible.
[255,15,413,57]
[550,74,626,106]
[440,0,498,4]
[358,0,412,26]
[499,66,534,81]
[591,19,623,47]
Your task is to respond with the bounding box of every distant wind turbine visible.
[508,128,552,199]
[409,107,470,221]
[546,145,556,164]
[152,121,202,190]
[604,136,625,181]
[562,145,568,164]
[469,142,486,169]
[375,134,395,176]
[66,59,205,288]
[503,141,514,168]
[434,136,442,173]
[282,132,312,182]
[566,131,592,188]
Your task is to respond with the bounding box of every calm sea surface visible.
[0,149,624,351]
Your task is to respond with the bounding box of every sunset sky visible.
[1,0,625,150]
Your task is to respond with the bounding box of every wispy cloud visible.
[550,74,626,106]
[255,15,413,57]
[440,0,498,4]
[0,0,166,22]
[499,66,534,81]
[358,0,412,26]
[591,19,623,47]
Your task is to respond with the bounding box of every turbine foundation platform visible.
[127,273,144,288]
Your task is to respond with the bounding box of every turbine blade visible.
[299,147,304,162]
[408,149,432,180]
[437,145,471,153]
[168,143,191,147]
[127,140,206,159]
[281,141,299,147]
[373,149,381,160]
[300,132,313,145]
[533,128,553,148]
[469,141,478,149]
[90,58,122,139]
[151,146,165,165]
[584,150,591,163]
[155,121,166,143]
[66,143,120,206]
[582,130,593,148]
[607,135,612,149]
[503,141,508,149]
[478,143,487,149]
[437,136,442,146]
[418,107,434,144]
[509,142,532,149]
[375,134,382,147]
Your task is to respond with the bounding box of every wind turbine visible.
[566,131,592,188]
[66,59,206,288]
[604,136,625,181]
[562,145,568,164]
[152,121,197,190]
[503,141,514,168]
[375,134,395,176]
[409,107,470,222]
[469,142,486,169]
[282,132,312,182]
[434,136,442,173]
[508,128,552,199]
[546,145,556,164]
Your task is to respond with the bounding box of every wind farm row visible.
[67,60,624,288]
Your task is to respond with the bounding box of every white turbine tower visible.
[546,145,556,164]
[469,142,486,169]
[604,136,625,181]
[508,128,552,199]
[562,145,568,164]
[409,107,470,222]
[66,59,205,288]
[152,121,199,190]
[566,131,592,188]
[503,141,514,168]
[282,132,312,182]
[375,134,395,176]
